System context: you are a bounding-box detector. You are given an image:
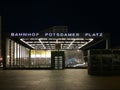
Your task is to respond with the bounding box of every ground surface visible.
[0,69,120,90]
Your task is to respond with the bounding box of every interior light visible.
[7,55,10,58]
[67,39,76,49]
[20,39,35,49]
[78,38,93,49]
[39,38,46,49]
[56,39,58,43]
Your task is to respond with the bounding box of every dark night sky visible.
[0,0,120,47]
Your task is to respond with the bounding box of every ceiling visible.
[20,37,93,50]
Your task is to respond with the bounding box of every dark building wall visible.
[0,16,1,58]
[40,26,68,33]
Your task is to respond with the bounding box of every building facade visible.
[2,26,110,70]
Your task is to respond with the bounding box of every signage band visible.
[10,32,103,37]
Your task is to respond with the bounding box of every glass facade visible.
[6,39,51,68]
[30,50,51,68]
[5,38,87,69]
[65,50,87,68]
[6,39,30,68]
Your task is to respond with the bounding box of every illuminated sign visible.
[84,33,103,37]
[10,32,103,37]
[10,33,39,37]
[45,33,103,37]
[45,33,80,37]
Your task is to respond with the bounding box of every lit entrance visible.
[2,32,110,69]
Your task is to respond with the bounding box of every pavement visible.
[0,69,120,90]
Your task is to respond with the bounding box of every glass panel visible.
[6,39,30,68]
[30,50,51,68]
[14,42,17,66]
[11,40,14,67]
[16,44,19,66]
[65,50,87,68]
[6,39,10,67]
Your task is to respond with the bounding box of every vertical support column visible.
[13,41,15,66]
[29,49,31,68]
[0,16,2,68]
[105,33,111,49]
[106,39,110,49]
[19,45,21,67]
[9,40,11,67]
[2,32,7,69]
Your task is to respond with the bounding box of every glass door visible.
[54,56,63,69]
[51,51,65,70]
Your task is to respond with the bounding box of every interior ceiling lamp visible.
[78,38,93,49]
[20,38,35,49]
[67,39,76,49]
[20,37,94,50]
[38,38,46,49]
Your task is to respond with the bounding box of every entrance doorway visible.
[51,51,65,69]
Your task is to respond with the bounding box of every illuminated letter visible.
[49,33,52,37]
[53,33,56,36]
[11,33,14,36]
[100,33,103,36]
[60,33,63,36]
[18,33,23,36]
[68,33,72,36]
[85,33,89,36]
[32,33,36,36]
[76,33,79,36]
[92,33,96,36]
[64,33,67,36]
[72,33,75,36]
[56,33,59,37]
[36,33,39,36]
[15,33,18,36]
[45,33,48,36]
[27,33,31,36]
